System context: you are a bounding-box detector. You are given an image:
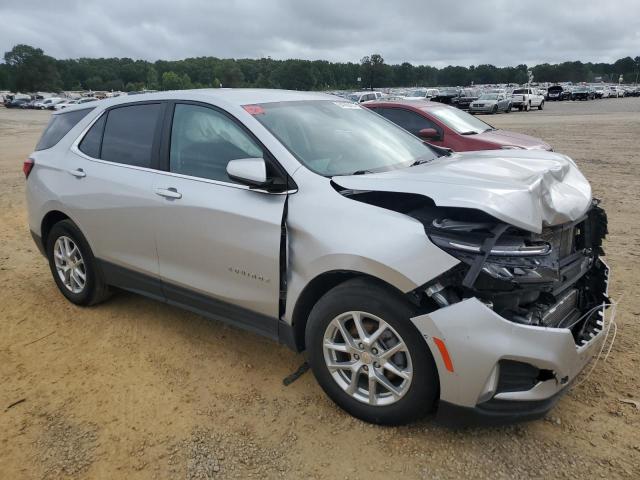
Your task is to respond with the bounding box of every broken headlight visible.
[427,217,555,285]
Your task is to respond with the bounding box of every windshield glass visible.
[512,89,528,94]
[347,94,360,102]
[479,94,499,100]
[409,90,426,97]
[427,106,493,134]
[253,100,437,176]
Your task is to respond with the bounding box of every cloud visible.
[1,0,638,66]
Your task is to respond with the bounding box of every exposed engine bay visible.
[338,188,609,347]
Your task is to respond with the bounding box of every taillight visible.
[23,158,34,178]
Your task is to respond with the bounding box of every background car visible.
[593,85,610,98]
[347,91,382,103]
[33,97,64,109]
[547,85,568,100]
[571,86,594,100]
[612,87,626,98]
[6,98,30,108]
[511,88,545,111]
[365,99,552,151]
[455,88,480,110]
[403,88,440,100]
[468,93,511,114]
[430,87,460,105]
[53,99,79,110]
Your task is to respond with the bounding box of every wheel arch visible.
[290,270,411,352]
[41,210,72,247]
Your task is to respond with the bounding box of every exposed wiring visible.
[574,296,620,388]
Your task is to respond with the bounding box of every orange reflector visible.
[432,337,454,373]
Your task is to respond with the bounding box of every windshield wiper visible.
[350,169,374,175]
[460,131,478,135]
[412,158,433,166]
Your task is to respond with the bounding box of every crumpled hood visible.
[333,149,592,233]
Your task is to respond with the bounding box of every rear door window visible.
[101,103,162,168]
[35,108,94,150]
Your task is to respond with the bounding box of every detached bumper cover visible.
[411,260,610,425]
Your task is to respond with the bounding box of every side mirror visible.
[418,128,439,140]
[226,157,268,188]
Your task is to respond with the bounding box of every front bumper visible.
[411,259,611,426]
[469,104,496,113]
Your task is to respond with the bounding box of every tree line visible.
[1,44,638,93]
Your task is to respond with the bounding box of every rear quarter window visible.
[35,108,94,151]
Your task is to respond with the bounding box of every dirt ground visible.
[0,99,639,479]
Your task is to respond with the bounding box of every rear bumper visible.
[411,259,611,425]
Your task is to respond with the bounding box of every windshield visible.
[347,94,360,102]
[512,89,528,94]
[479,94,499,100]
[428,106,493,134]
[409,90,426,97]
[253,100,438,176]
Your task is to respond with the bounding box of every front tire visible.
[538,101,544,110]
[305,278,439,425]
[46,219,111,306]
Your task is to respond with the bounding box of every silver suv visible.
[26,89,611,426]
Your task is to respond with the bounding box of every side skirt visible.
[97,259,296,348]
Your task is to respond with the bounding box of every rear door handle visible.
[69,168,86,178]
[154,187,182,199]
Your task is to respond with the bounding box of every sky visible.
[1,0,638,67]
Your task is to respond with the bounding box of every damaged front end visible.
[413,199,609,347]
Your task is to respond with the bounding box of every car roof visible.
[364,99,451,112]
[53,88,341,115]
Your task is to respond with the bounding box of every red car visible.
[364,100,552,152]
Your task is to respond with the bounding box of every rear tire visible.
[305,278,439,425]
[505,103,512,113]
[46,219,111,306]
[492,105,498,114]
[538,101,544,110]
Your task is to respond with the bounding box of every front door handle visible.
[154,187,182,199]
[69,168,86,178]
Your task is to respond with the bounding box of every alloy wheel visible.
[322,311,413,406]
[53,236,86,293]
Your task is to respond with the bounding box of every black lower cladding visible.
[436,389,566,428]
[96,260,297,348]
[30,230,46,256]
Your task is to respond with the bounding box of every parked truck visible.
[510,87,545,111]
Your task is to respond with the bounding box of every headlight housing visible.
[426,216,556,286]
